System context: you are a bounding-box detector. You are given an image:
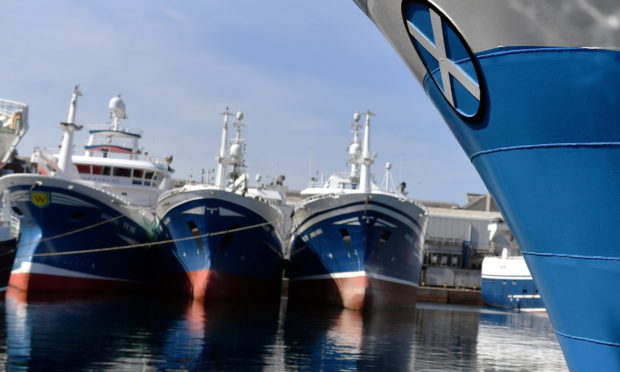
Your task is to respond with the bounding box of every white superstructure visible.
[300,112,408,201]
[157,109,285,236]
[31,88,173,207]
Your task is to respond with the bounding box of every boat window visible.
[113,167,131,177]
[145,171,154,179]
[144,181,151,186]
[132,169,144,178]
[151,173,162,187]
[102,167,111,176]
[132,180,142,185]
[92,166,103,175]
[76,164,91,174]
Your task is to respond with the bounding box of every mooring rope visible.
[18,220,275,259]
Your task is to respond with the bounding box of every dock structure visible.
[416,193,506,290]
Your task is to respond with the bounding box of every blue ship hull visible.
[288,193,425,309]
[481,256,544,311]
[481,277,543,311]
[156,188,284,301]
[421,47,620,369]
[355,0,620,368]
[1,174,157,292]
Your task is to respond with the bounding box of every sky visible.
[0,1,487,204]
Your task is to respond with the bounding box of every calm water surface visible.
[0,291,566,371]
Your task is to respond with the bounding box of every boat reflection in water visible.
[2,291,565,370]
[5,289,184,370]
[477,309,565,371]
[283,305,418,371]
[4,289,280,371]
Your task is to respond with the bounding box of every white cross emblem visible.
[406,9,480,108]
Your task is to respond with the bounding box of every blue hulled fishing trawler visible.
[0,87,173,292]
[155,110,284,302]
[287,112,426,310]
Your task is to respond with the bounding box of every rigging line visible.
[19,220,275,259]
[18,214,126,247]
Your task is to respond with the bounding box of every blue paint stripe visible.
[476,46,604,61]
[522,251,620,262]
[469,142,620,161]
[89,129,141,138]
[556,330,620,348]
[421,47,599,89]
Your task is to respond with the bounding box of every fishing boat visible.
[155,110,284,302]
[481,254,544,312]
[352,0,619,369]
[0,87,173,292]
[287,112,426,310]
[481,220,544,311]
[0,98,28,290]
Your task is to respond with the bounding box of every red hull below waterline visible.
[288,275,418,310]
[9,272,142,293]
[163,269,282,303]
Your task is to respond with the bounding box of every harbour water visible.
[0,291,566,371]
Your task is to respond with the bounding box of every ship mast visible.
[358,110,375,193]
[57,86,83,179]
[215,108,233,189]
[348,112,362,186]
[229,112,246,182]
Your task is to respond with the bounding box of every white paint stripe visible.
[12,261,138,282]
[430,10,454,106]
[407,12,480,103]
[445,60,481,100]
[376,218,397,228]
[291,270,419,288]
[294,203,422,238]
[518,308,547,312]
[291,271,366,281]
[481,275,533,280]
[219,207,244,217]
[407,21,438,60]
[367,272,420,287]
[333,217,358,225]
[508,294,541,299]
